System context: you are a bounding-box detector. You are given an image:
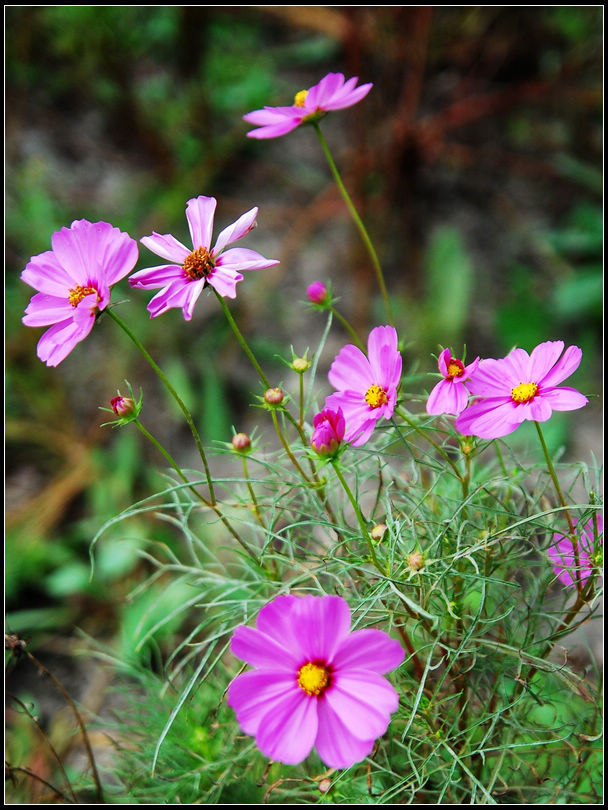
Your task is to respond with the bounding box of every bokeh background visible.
[5,6,603,800]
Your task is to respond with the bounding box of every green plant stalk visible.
[394,406,463,481]
[213,289,271,389]
[331,459,383,573]
[313,121,395,327]
[134,420,262,567]
[106,307,216,504]
[534,420,582,593]
[298,371,305,429]
[270,409,312,484]
[241,454,265,530]
[330,304,366,351]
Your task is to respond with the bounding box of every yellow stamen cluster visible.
[294,89,309,107]
[365,384,389,409]
[447,360,465,379]
[297,662,329,696]
[68,285,97,307]
[511,381,539,404]
[183,247,215,280]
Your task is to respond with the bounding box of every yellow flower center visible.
[365,384,389,409]
[294,89,308,107]
[511,381,539,404]
[68,285,97,307]
[446,359,465,379]
[297,662,330,696]
[183,247,215,280]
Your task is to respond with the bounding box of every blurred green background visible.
[5,6,603,799]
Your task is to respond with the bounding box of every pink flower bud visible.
[307,281,328,305]
[232,432,252,452]
[311,407,345,457]
[264,387,284,405]
[111,395,135,417]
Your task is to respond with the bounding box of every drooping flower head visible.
[311,407,345,458]
[21,219,138,366]
[325,325,402,447]
[129,196,279,320]
[227,594,404,768]
[455,340,588,439]
[426,348,479,416]
[243,73,373,140]
[547,515,603,588]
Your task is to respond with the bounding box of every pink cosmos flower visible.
[426,348,480,416]
[243,73,373,139]
[455,340,588,439]
[21,219,138,366]
[547,515,603,588]
[227,594,404,768]
[311,408,345,457]
[129,196,279,320]
[325,326,402,447]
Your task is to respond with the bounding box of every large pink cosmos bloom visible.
[21,219,138,366]
[227,594,404,768]
[325,325,402,447]
[547,515,603,588]
[426,348,480,416]
[243,73,373,139]
[455,340,588,439]
[129,196,279,320]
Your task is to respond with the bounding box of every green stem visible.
[534,421,581,594]
[270,409,312,484]
[298,372,305,429]
[394,406,463,480]
[331,459,383,573]
[330,305,366,352]
[106,307,216,504]
[242,454,265,530]
[313,121,395,327]
[213,289,270,389]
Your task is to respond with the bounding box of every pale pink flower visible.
[455,340,588,439]
[547,515,603,588]
[21,219,138,366]
[325,326,402,447]
[426,348,479,416]
[129,196,279,320]
[243,73,372,139]
[311,408,345,457]
[227,594,403,768]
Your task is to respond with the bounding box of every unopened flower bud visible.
[371,523,387,542]
[318,778,332,794]
[292,357,309,373]
[111,395,135,417]
[311,408,345,458]
[264,387,284,405]
[307,281,328,305]
[232,432,251,452]
[407,551,424,571]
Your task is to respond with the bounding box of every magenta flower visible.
[547,515,603,588]
[129,196,279,320]
[426,348,479,416]
[307,280,329,305]
[455,340,588,439]
[243,73,373,139]
[311,408,345,457]
[325,326,402,447]
[21,219,138,366]
[227,594,403,768]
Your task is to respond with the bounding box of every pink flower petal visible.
[333,629,404,674]
[36,317,94,367]
[456,398,523,439]
[367,325,399,381]
[326,670,398,741]
[185,196,217,250]
[540,345,583,387]
[23,294,74,327]
[437,348,451,378]
[540,386,588,411]
[128,264,183,290]
[21,250,74,297]
[296,595,352,663]
[213,208,258,254]
[140,232,190,264]
[207,266,243,299]
[227,669,296,736]
[230,625,299,671]
[255,690,319,765]
[467,358,513,397]
[216,247,280,272]
[527,340,565,381]
[426,379,469,416]
[256,595,309,662]
[314,698,376,768]
[328,345,372,392]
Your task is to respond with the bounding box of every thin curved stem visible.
[330,305,366,352]
[313,122,394,327]
[213,289,271,389]
[331,459,383,574]
[394,406,463,480]
[106,307,216,504]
